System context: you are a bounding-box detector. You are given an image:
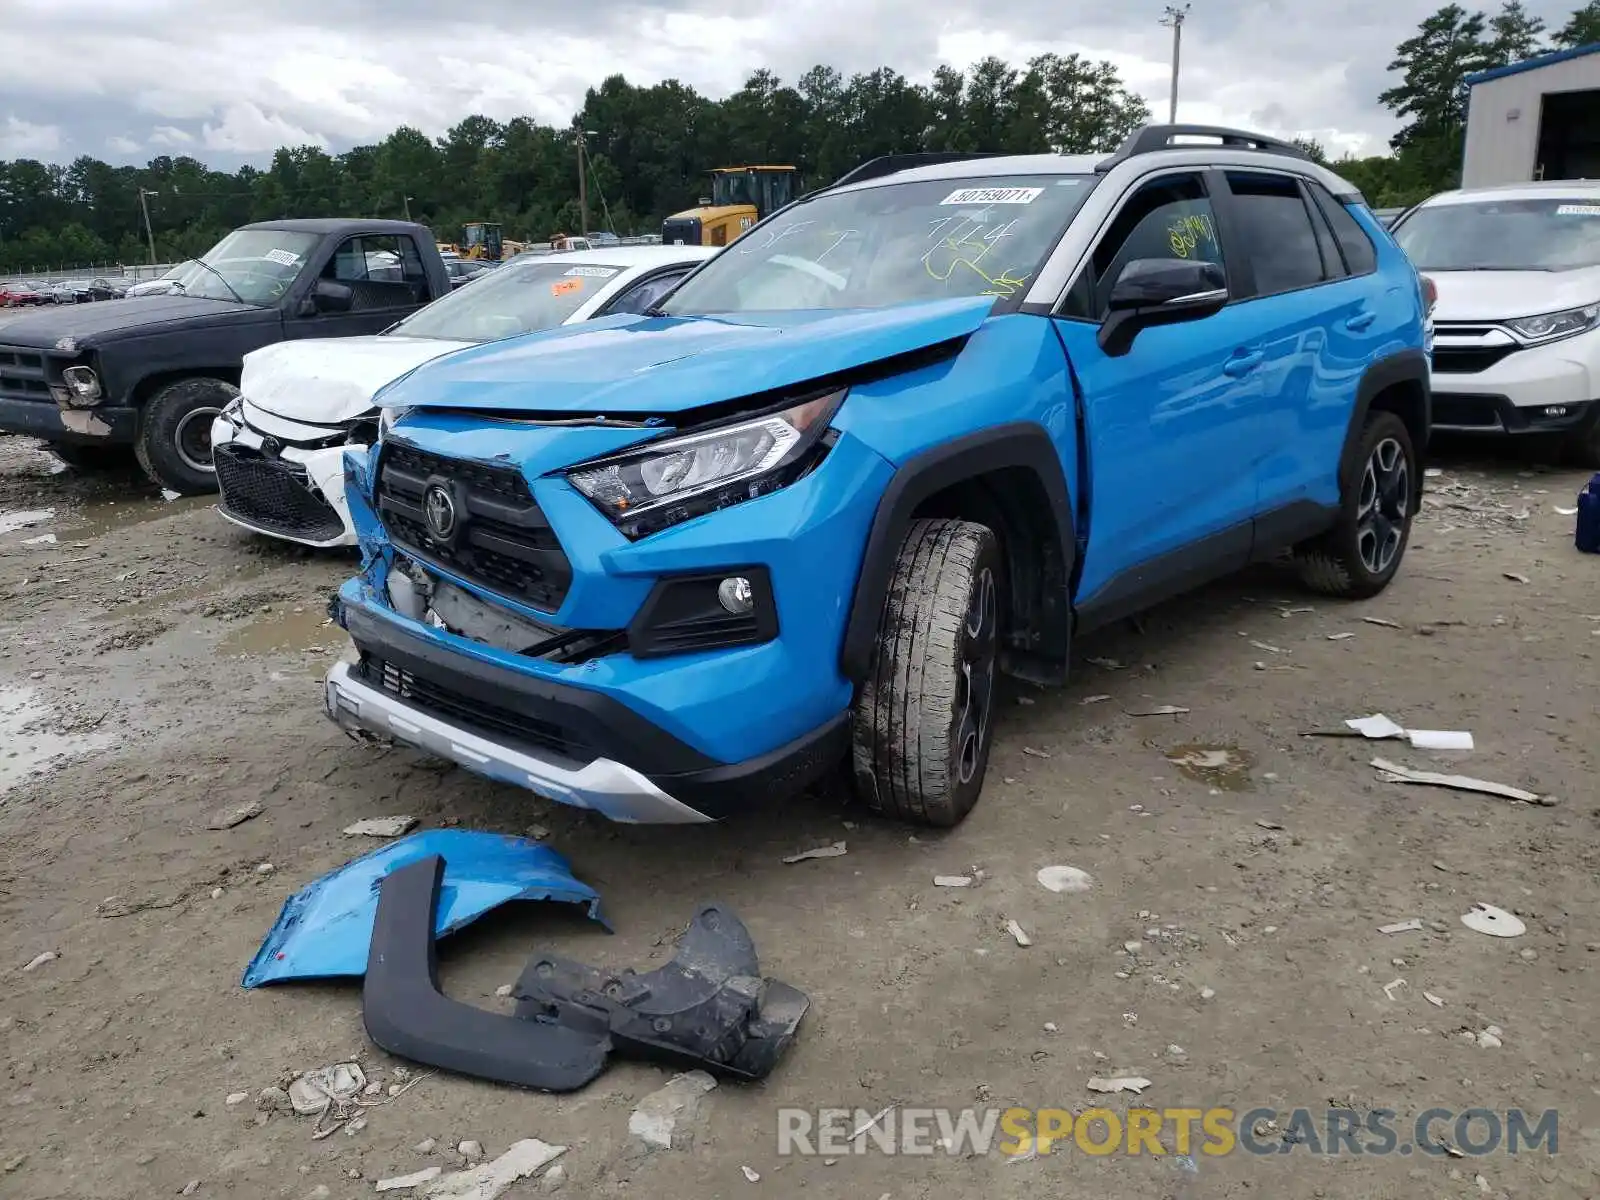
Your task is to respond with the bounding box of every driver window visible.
[1061,173,1224,320]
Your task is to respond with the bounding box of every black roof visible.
[238,218,428,236]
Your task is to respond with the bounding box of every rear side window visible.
[1306,181,1378,276]
[1224,171,1327,296]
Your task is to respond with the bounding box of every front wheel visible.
[851,519,1005,827]
[134,376,238,495]
[1294,410,1417,599]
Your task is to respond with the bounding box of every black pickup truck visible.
[0,218,454,494]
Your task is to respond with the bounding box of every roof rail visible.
[1095,124,1312,173]
[830,152,1006,189]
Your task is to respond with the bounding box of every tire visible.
[134,376,238,495]
[1567,418,1600,469]
[49,443,136,471]
[850,518,1005,827]
[1294,410,1417,599]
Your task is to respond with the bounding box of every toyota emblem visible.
[423,484,457,539]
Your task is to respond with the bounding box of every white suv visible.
[1390,180,1600,465]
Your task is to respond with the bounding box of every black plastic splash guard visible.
[362,854,808,1092]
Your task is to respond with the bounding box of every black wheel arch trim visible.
[839,421,1076,686]
[1341,347,1431,491]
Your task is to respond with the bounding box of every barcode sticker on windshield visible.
[563,266,618,277]
[940,187,1043,206]
[263,248,300,266]
[1555,203,1600,216]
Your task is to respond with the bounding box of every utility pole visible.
[1160,4,1191,124]
[575,127,589,238]
[403,195,413,220]
[137,188,158,265]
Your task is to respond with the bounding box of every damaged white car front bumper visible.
[211,399,369,549]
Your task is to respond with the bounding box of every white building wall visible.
[1463,54,1600,188]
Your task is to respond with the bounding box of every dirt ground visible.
[1,432,1597,1199]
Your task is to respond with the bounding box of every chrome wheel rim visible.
[1356,437,1409,575]
[955,567,998,785]
[174,406,221,474]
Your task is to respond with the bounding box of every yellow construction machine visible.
[439,222,525,262]
[662,166,799,247]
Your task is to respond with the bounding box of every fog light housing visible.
[717,576,754,614]
[60,366,101,406]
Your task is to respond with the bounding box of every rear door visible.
[1051,169,1273,611]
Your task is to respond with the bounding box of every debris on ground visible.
[1460,903,1527,938]
[1378,919,1423,935]
[781,841,846,864]
[1022,746,1052,759]
[1503,572,1529,584]
[225,1091,249,1106]
[1087,1075,1151,1094]
[343,816,418,838]
[1424,991,1445,1007]
[1082,693,1112,704]
[376,1166,442,1192]
[421,1139,566,1198]
[1125,705,1189,716]
[21,950,58,972]
[1036,865,1094,894]
[741,1166,761,1182]
[1382,978,1407,1001]
[1373,758,1546,805]
[1086,657,1126,670]
[287,1062,368,1136]
[457,1141,483,1163]
[1363,616,1403,628]
[934,875,972,888]
[1327,632,1355,641]
[1004,919,1032,946]
[630,1071,718,1150]
[207,800,263,830]
[1464,1025,1504,1049]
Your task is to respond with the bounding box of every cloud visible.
[106,134,141,154]
[0,0,1584,166]
[0,115,60,156]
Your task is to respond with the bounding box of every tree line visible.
[1,2,1597,275]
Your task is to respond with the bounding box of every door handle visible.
[1223,350,1264,377]
[1345,311,1376,331]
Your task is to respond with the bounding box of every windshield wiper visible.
[177,257,249,304]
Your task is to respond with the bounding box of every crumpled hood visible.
[0,292,261,346]
[242,334,473,424]
[373,295,997,415]
[1429,265,1600,322]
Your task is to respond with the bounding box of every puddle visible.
[1166,744,1256,791]
[0,685,117,793]
[0,508,56,535]
[60,493,210,540]
[219,604,338,657]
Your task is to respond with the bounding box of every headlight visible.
[1506,303,1600,343]
[378,406,412,439]
[61,366,101,404]
[567,388,844,539]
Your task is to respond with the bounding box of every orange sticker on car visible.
[552,278,583,296]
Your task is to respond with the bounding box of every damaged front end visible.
[363,854,808,1091]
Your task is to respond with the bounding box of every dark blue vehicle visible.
[325,125,1433,828]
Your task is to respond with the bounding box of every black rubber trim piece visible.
[363,854,611,1092]
[655,711,850,819]
[1342,348,1432,470]
[839,422,1075,685]
[626,566,779,659]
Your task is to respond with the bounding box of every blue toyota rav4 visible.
[325,125,1433,828]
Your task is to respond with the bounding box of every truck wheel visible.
[49,444,136,471]
[851,519,1005,827]
[1294,411,1417,599]
[134,377,238,495]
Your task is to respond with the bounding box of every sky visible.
[0,0,1587,169]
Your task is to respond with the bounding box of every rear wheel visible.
[49,443,136,471]
[134,376,237,495]
[850,519,1004,827]
[1294,411,1417,599]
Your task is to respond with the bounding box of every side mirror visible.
[1098,258,1228,356]
[312,279,354,314]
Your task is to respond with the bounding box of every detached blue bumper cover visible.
[241,829,607,988]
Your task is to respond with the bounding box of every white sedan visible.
[209,244,715,548]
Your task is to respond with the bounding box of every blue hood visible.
[374,295,996,414]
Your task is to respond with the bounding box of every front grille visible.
[1432,345,1516,375]
[376,441,573,611]
[0,346,50,403]
[214,443,345,542]
[1432,395,1502,428]
[359,653,584,760]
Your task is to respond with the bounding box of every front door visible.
[284,233,438,341]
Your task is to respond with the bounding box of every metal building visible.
[1462,42,1600,187]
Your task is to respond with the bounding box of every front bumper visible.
[0,397,138,444]
[1431,330,1600,436]
[211,407,358,548]
[324,592,851,823]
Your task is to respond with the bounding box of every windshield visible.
[660,174,1096,315]
[172,229,320,304]
[1392,198,1600,271]
[386,260,624,342]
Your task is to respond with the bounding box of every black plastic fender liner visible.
[513,902,810,1083]
[363,854,611,1092]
